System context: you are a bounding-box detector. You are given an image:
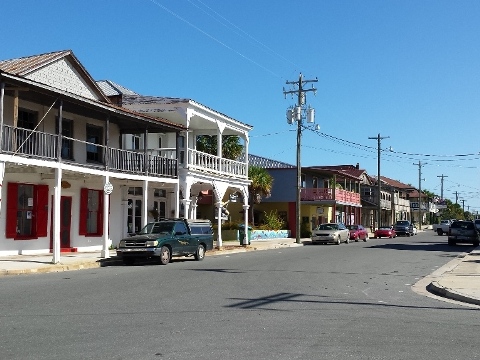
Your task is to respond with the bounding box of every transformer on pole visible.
[284,73,318,244]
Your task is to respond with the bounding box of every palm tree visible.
[248,166,273,225]
[196,135,243,160]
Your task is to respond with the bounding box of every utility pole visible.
[437,174,448,200]
[284,73,318,244]
[453,191,460,204]
[413,161,423,228]
[460,199,466,213]
[368,134,389,230]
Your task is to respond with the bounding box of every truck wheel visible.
[159,246,171,265]
[437,229,443,236]
[194,244,206,261]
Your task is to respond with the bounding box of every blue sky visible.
[2,0,480,211]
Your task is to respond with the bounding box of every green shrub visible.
[300,222,311,238]
[260,210,285,231]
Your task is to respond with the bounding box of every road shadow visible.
[365,241,475,255]
[224,291,476,311]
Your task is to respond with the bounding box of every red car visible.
[346,224,368,242]
[374,226,396,239]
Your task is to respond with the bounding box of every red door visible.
[50,196,72,251]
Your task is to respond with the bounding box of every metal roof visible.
[0,50,72,75]
[241,154,295,168]
[96,80,138,96]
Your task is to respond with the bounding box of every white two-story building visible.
[0,50,253,261]
[98,86,252,246]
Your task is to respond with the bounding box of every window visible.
[6,183,48,239]
[132,135,141,150]
[128,187,143,196]
[18,109,36,130]
[56,117,74,160]
[79,188,103,236]
[86,125,103,163]
[178,135,185,165]
[17,109,37,155]
[312,177,318,188]
[154,189,166,198]
[174,222,188,235]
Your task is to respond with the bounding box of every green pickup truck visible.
[116,219,214,265]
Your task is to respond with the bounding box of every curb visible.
[0,241,305,276]
[427,281,480,306]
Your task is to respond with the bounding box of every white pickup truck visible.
[433,220,452,235]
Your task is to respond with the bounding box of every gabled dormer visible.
[0,50,110,102]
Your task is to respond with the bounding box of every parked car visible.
[311,223,350,245]
[433,220,452,235]
[474,219,480,232]
[448,220,479,247]
[393,220,415,237]
[374,226,396,239]
[117,218,214,265]
[346,224,368,242]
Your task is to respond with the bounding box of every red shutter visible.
[79,188,88,235]
[97,191,103,236]
[6,183,18,238]
[35,185,49,237]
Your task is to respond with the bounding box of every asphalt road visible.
[0,231,478,360]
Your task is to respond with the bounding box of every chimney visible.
[356,163,359,169]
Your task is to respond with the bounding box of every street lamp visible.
[284,74,318,243]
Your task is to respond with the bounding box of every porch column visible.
[216,201,223,248]
[144,128,149,176]
[142,179,149,227]
[190,197,198,219]
[0,82,4,151]
[57,101,63,161]
[244,135,249,168]
[242,204,250,246]
[0,83,4,216]
[182,199,191,219]
[101,176,111,259]
[173,183,179,218]
[104,116,110,170]
[52,167,62,264]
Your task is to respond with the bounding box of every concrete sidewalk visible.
[1,238,479,308]
[426,249,480,306]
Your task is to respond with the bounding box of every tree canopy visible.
[248,166,273,225]
[196,135,243,160]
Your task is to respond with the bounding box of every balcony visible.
[361,195,392,210]
[187,148,247,178]
[1,125,177,178]
[301,188,361,205]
